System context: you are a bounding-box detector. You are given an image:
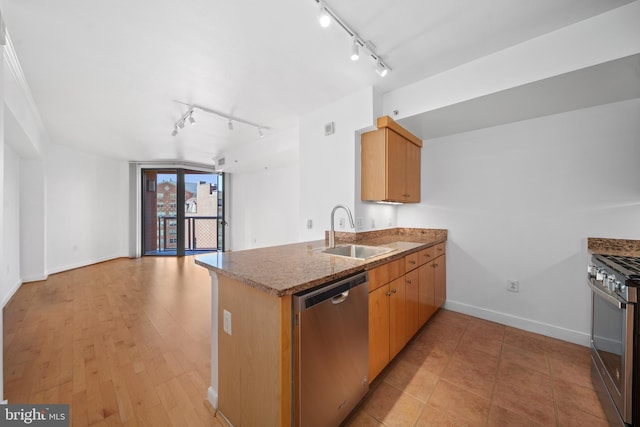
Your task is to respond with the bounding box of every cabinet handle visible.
[423,253,431,258]
[406,279,412,284]
[437,248,443,252]
[385,291,392,296]
[434,263,439,267]
[409,260,416,265]
[391,289,397,294]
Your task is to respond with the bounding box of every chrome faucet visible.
[329,204,355,248]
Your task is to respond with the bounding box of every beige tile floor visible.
[345,309,608,427]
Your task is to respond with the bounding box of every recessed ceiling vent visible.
[217,157,226,167]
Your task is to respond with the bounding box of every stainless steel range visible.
[588,254,639,426]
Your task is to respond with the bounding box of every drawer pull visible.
[406,279,412,284]
[391,288,397,294]
[385,291,392,296]
[409,260,416,265]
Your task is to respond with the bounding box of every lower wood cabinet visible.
[418,262,436,325]
[368,243,446,381]
[368,284,390,380]
[389,276,408,360]
[369,276,408,380]
[405,268,420,339]
[434,254,446,309]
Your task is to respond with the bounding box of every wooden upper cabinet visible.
[361,116,422,203]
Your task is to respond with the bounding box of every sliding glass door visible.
[142,168,224,256]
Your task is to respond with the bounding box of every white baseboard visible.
[46,253,127,276]
[207,387,218,410]
[444,300,590,347]
[21,274,48,284]
[2,279,23,308]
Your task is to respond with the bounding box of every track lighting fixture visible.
[375,61,388,77]
[171,102,270,137]
[350,38,359,61]
[311,0,391,77]
[318,2,331,28]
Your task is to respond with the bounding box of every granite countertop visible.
[195,228,447,297]
[588,237,640,257]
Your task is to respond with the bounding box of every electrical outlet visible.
[223,310,232,335]
[507,280,519,293]
[339,218,345,228]
[371,219,376,228]
[355,218,364,229]
[306,219,313,229]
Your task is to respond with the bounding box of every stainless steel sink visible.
[314,244,396,260]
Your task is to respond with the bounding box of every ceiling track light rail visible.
[313,0,391,76]
[171,102,270,137]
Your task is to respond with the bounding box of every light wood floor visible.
[3,256,225,426]
[5,257,604,427]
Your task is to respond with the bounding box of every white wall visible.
[19,158,46,281]
[2,143,21,305]
[298,87,378,241]
[46,144,129,274]
[229,163,299,250]
[398,98,640,345]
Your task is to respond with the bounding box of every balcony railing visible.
[157,216,218,251]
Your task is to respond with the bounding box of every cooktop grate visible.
[595,254,640,281]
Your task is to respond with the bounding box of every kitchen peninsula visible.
[195,227,447,426]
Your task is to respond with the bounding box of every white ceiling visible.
[1,0,634,164]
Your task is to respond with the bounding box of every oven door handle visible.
[588,280,627,309]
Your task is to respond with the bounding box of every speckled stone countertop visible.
[195,228,447,297]
[588,237,640,257]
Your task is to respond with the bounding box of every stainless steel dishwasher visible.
[293,271,369,427]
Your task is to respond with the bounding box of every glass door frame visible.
[132,162,225,257]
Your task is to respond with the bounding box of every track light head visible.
[350,39,360,61]
[171,128,178,136]
[188,113,196,125]
[375,61,388,77]
[228,120,234,130]
[258,128,264,138]
[318,2,331,28]
[177,120,185,129]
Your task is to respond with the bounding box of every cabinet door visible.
[368,284,390,381]
[405,141,421,203]
[361,129,387,201]
[405,269,420,338]
[386,129,407,202]
[434,255,446,309]
[418,263,435,326]
[388,277,407,359]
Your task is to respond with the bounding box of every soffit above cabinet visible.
[399,54,640,140]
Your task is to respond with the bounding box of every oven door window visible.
[592,291,625,393]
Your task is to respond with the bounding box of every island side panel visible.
[218,275,292,427]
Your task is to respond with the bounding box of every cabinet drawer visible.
[368,258,405,292]
[404,253,419,272]
[434,243,445,258]
[418,247,435,266]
